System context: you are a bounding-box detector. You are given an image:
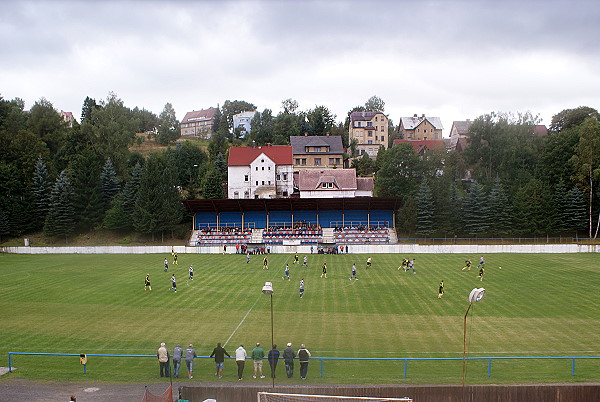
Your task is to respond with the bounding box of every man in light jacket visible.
[157,342,170,378]
[235,344,247,380]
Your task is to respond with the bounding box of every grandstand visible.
[183,198,400,248]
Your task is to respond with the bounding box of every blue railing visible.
[7,352,600,378]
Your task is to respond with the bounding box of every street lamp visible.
[262,282,275,388]
[462,287,485,386]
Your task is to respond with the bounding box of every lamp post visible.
[462,287,485,386]
[262,282,275,388]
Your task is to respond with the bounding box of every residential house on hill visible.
[295,168,373,198]
[348,111,388,158]
[290,135,344,170]
[181,107,217,138]
[233,111,257,137]
[399,114,443,140]
[449,120,473,149]
[227,145,293,199]
[59,110,76,127]
[393,139,446,156]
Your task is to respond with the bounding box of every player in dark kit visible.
[462,259,472,271]
[438,280,444,299]
[293,254,299,265]
[478,266,485,281]
[320,263,327,279]
[145,274,152,291]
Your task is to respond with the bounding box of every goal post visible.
[257,392,412,402]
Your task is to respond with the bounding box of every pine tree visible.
[463,182,489,237]
[0,207,10,242]
[415,179,435,236]
[70,150,104,230]
[103,194,129,230]
[564,186,588,236]
[550,180,570,234]
[121,162,143,225]
[44,170,76,241]
[448,183,464,237]
[487,178,513,237]
[31,156,53,228]
[202,168,225,199]
[101,158,120,212]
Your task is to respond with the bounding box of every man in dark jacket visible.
[209,342,231,378]
[267,344,280,379]
[283,343,296,378]
[297,344,311,379]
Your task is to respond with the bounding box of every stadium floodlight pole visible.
[462,287,485,387]
[262,281,275,388]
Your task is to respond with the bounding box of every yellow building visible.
[399,114,443,140]
[348,111,388,157]
[290,135,344,170]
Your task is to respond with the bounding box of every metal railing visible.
[7,352,599,378]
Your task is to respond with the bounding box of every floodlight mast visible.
[462,288,485,387]
[262,282,275,388]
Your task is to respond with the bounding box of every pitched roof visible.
[356,177,374,192]
[451,120,473,135]
[349,111,385,122]
[393,139,446,153]
[182,107,217,124]
[297,169,358,191]
[228,145,292,166]
[290,135,344,154]
[533,125,548,137]
[400,115,443,130]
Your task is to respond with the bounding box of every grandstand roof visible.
[183,197,401,213]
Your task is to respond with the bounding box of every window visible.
[283,191,288,197]
[244,191,250,199]
[277,174,281,180]
[268,181,271,185]
[329,158,334,164]
[283,173,288,180]
[262,167,264,171]
[314,158,321,166]
[314,147,321,152]
[262,181,265,185]
[380,136,385,142]
[381,126,384,132]
[375,116,378,121]
[367,121,373,127]
[261,159,264,163]
[256,181,259,185]
[255,194,259,199]
[357,122,362,127]
[244,175,249,182]
[336,158,340,164]
[302,159,307,165]
[295,158,301,164]
[375,136,378,140]
[368,140,372,144]
[368,131,373,136]
[233,191,239,199]
[268,166,271,170]
[255,167,258,171]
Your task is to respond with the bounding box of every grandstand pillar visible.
[342,212,345,227]
[217,213,220,230]
[266,213,269,228]
[242,212,245,229]
[368,212,370,227]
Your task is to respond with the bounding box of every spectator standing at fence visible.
[235,344,247,380]
[297,344,311,379]
[263,256,269,270]
[145,274,152,291]
[268,344,280,379]
[210,342,230,378]
[252,343,266,378]
[346,245,349,254]
[340,245,344,254]
[236,244,240,254]
[164,258,169,272]
[283,342,296,378]
[438,280,444,299]
[157,342,170,377]
[172,344,183,378]
[185,343,197,379]
[320,262,328,279]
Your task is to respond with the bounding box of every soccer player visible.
[462,258,472,271]
[302,255,308,268]
[189,265,194,280]
[409,258,416,274]
[246,252,251,264]
[477,256,485,269]
[366,257,372,270]
[293,254,299,265]
[145,274,152,291]
[299,278,305,298]
[349,263,358,280]
[438,280,444,299]
[282,264,290,280]
[399,258,409,271]
[263,256,269,270]
[478,266,485,281]
[173,252,178,265]
[170,274,177,292]
[320,263,327,279]
[164,258,169,272]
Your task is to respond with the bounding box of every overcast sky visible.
[1,0,599,133]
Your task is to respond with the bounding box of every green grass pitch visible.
[0,252,598,384]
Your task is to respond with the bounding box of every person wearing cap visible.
[283,342,296,378]
[157,342,170,377]
[235,344,247,380]
[297,344,311,379]
[251,342,265,378]
[172,344,183,378]
[185,343,197,379]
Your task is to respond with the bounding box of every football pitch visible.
[0,252,598,385]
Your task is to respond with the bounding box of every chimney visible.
[304,132,308,136]
[413,114,418,117]
[267,143,271,147]
[421,114,425,119]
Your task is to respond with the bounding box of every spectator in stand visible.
[157,342,170,377]
[209,342,231,378]
[297,344,311,379]
[268,344,280,379]
[235,344,247,380]
[283,342,296,378]
[172,344,183,378]
[185,343,197,379]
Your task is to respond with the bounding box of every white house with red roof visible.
[227,145,294,199]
